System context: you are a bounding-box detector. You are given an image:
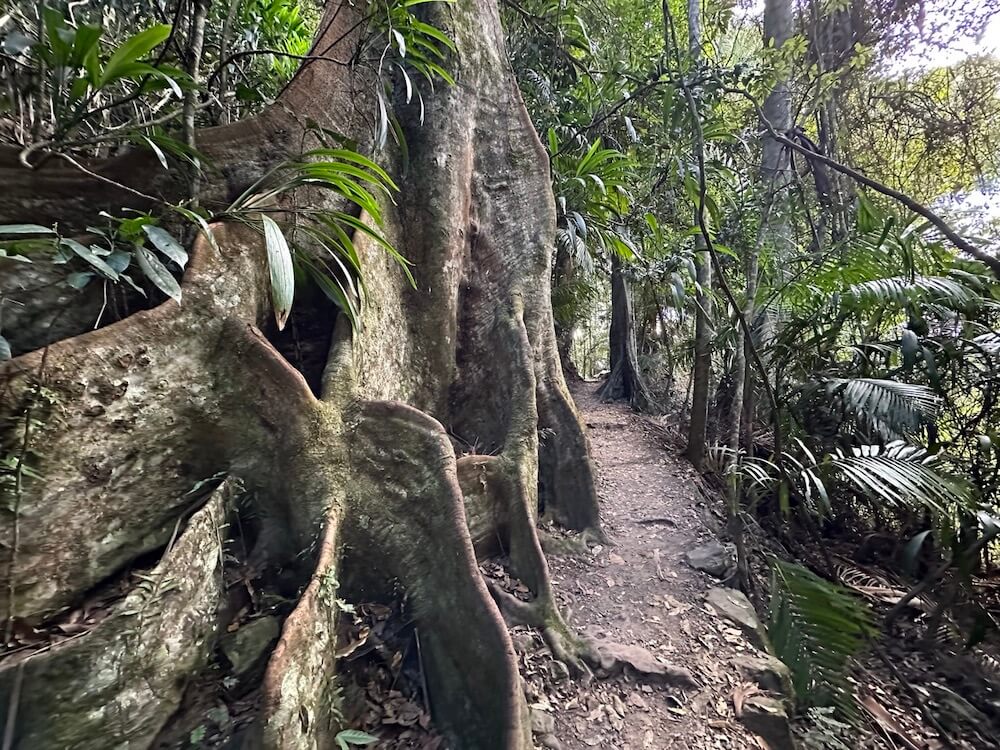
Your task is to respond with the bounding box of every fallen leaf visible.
[861,694,922,750]
[731,682,760,718]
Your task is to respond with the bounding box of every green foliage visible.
[550,132,638,263]
[768,560,875,718]
[237,0,317,85]
[1,6,192,153]
[378,0,456,86]
[0,214,188,305]
[369,0,457,149]
[222,147,410,329]
[829,443,971,516]
[798,378,939,441]
[0,143,408,332]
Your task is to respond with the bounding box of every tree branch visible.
[724,85,1000,279]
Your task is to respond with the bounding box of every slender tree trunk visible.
[684,0,713,468]
[182,0,209,200]
[553,242,581,380]
[737,0,793,454]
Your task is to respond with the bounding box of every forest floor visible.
[524,384,767,749]
[522,384,995,750]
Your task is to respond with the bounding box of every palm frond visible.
[973,331,1000,355]
[810,378,939,440]
[768,560,874,719]
[556,226,593,274]
[844,275,977,309]
[830,442,970,514]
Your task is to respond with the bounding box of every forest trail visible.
[533,385,766,749]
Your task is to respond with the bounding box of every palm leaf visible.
[812,378,939,440]
[768,560,874,719]
[830,443,970,514]
[843,275,976,309]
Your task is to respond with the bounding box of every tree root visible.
[0,481,233,748]
[342,400,531,749]
[484,579,599,679]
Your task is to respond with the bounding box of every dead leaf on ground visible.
[861,693,922,750]
[731,682,760,718]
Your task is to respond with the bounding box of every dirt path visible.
[529,385,765,749]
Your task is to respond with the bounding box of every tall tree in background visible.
[684,0,714,469]
[731,0,794,454]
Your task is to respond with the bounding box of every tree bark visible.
[553,242,582,380]
[0,0,603,746]
[596,256,656,412]
[736,0,794,454]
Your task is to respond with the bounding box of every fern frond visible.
[768,560,874,719]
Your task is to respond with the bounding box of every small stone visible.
[733,653,795,705]
[684,541,736,578]
[738,695,796,750]
[530,708,555,735]
[627,693,648,709]
[220,616,281,677]
[594,640,697,688]
[706,588,770,652]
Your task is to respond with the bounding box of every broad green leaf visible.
[0,224,55,235]
[62,239,119,280]
[70,23,102,69]
[391,28,406,57]
[143,225,188,268]
[66,271,94,289]
[100,24,171,86]
[335,730,378,746]
[0,249,33,263]
[43,7,71,66]
[137,247,182,303]
[261,215,295,330]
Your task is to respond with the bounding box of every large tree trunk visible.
[0,0,602,747]
[596,257,655,411]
